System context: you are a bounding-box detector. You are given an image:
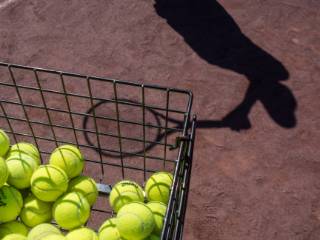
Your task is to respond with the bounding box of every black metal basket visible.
[0,62,196,240]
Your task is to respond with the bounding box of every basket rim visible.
[0,61,193,98]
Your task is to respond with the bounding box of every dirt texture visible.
[0,0,320,239]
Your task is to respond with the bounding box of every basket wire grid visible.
[0,62,196,240]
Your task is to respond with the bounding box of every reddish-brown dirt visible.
[0,0,320,239]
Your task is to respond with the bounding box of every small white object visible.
[96,183,112,194]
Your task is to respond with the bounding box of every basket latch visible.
[169,135,191,150]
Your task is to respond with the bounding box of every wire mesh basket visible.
[0,62,196,240]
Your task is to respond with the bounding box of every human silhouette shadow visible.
[154,0,297,130]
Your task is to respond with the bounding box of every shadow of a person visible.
[154,0,297,130]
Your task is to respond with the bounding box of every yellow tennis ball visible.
[0,156,8,188]
[109,180,144,213]
[49,145,84,179]
[116,202,155,240]
[0,185,23,222]
[145,172,173,204]
[6,154,38,189]
[41,235,67,240]
[68,176,98,206]
[66,227,98,240]
[0,129,10,157]
[8,142,40,165]
[53,192,90,230]
[31,165,69,202]
[146,201,167,235]
[0,220,29,238]
[98,218,122,240]
[3,233,27,240]
[20,194,53,227]
[27,223,61,240]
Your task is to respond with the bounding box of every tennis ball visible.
[68,175,98,206]
[3,233,27,240]
[53,192,90,230]
[6,154,38,189]
[49,145,84,179]
[41,235,67,240]
[0,129,10,157]
[145,172,173,204]
[98,218,122,240]
[31,165,68,202]
[0,220,29,238]
[117,202,155,240]
[0,185,23,222]
[66,227,98,240]
[27,223,61,240]
[146,201,167,235]
[0,156,8,188]
[8,142,40,165]
[145,234,160,240]
[109,180,144,213]
[20,194,53,227]
[42,235,67,240]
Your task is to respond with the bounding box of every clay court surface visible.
[0,0,320,239]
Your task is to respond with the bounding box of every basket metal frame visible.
[0,62,196,240]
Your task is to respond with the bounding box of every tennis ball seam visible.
[22,204,51,215]
[51,147,84,164]
[31,184,65,194]
[118,212,146,232]
[114,180,142,189]
[10,142,40,159]
[146,184,171,202]
[7,187,22,208]
[98,218,117,233]
[53,193,90,229]
[70,189,97,203]
[77,194,86,224]
[117,211,154,239]
[50,146,84,179]
[112,190,144,198]
[7,162,34,180]
[31,165,69,197]
[33,231,60,240]
[68,177,98,205]
[111,191,144,212]
[13,142,37,152]
[37,165,69,177]
[31,178,67,189]
[21,212,49,226]
[0,157,8,185]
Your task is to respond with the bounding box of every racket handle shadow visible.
[196,119,251,131]
[196,120,225,128]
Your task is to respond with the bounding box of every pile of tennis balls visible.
[0,128,174,240]
[101,170,173,240]
[0,129,98,240]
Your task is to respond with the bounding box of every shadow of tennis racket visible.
[82,99,224,158]
[83,99,186,158]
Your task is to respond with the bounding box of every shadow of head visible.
[154,0,289,83]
